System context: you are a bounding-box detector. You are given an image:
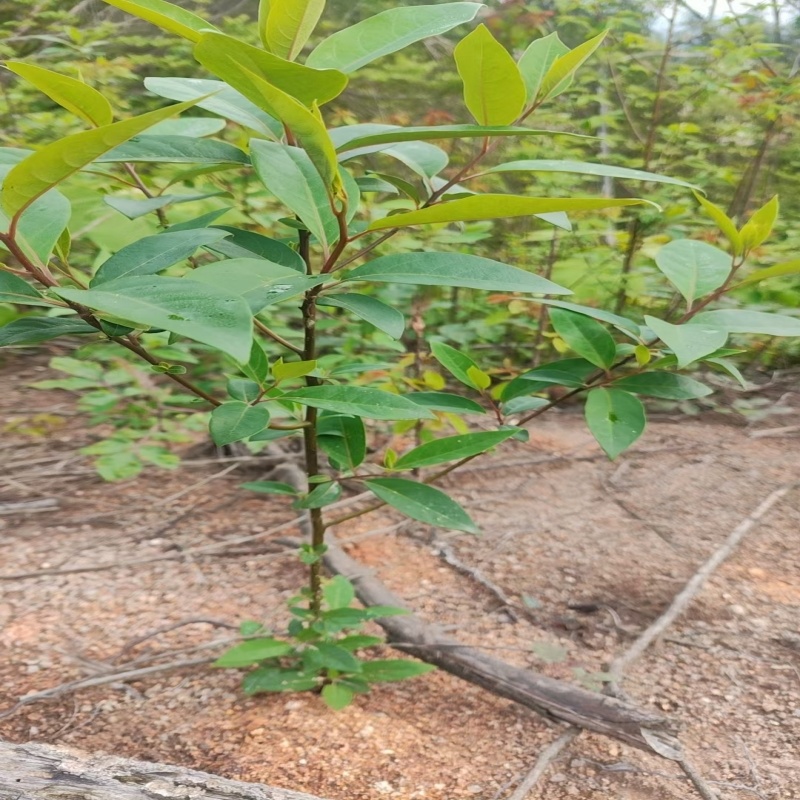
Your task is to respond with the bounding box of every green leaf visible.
[454,24,526,126]
[518,32,569,102]
[483,159,697,190]
[56,277,254,362]
[240,480,298,496]
[322,683,355,710]
[100,0,219,42]
[363,606,410,620]
[366,195,654,232]
[584,388,646,460]
[91,229,229,286]
[6,62,113,128]
[334,124,582,153]
[318,294,405,339]
[97,135,248,164]
[429,341,481,390]
[206,227,305,272]
[347,252,569,295]
[190,257,323,314]
[104,191,226,220]
[243,667,318,694]
[737,260,800,286]
[539,31,608,101]
[360,659,436,683]
[705,357,747,388]
[273,359,317,382]
[280,386,435,420]
[537,300,641,337]
[739,195,779,253]
[644,316,728,368]
[365,478,478,534]
[213,637,293,668]
[654,240,731,306]
[317,413,367,469]
[693,192,742,255]
[612,373,713,400]
[338,635,383,653]
[408,392,486,415]
[323,575,356,610]
[194,32,347,108]
[394,430,519,470]
[0,317,97,347]
[144,77,282,139]
[1,98,201,218]
[251,140,339,248]
[210,401,270,446]
[265,0,326,61]
[0,272,51,307]
[228,378,263,403]
[501,358,596,401]
[313,642,361,672]
[294,481,342,509]
[549,308,616,369]
[307,3,481,73]
[144,117,226,137]
[689,309,800,337]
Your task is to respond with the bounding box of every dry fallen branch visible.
[505,727,581,800]
[0,741,328,800]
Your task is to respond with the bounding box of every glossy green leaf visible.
[739,195,778,253]
[251,140,339,247]
[483,159,697,190]
[360,659,436,683]
[347,252,569,295]
[318,413,367,469]
[612,373,713,400]
[430,341,483,390]
[240,480,298,496]
[693,192,742,255]
[518,32,569,102]
[689,309,800,337]
[307,3,481,72]
[100,0,219,42]
[194,33,347,109]
[644,316,728,368]
[166,210,231,233]
[0,272,51,306]
[143,117,226,137]
[394,430,519,470]
[144,77,282,139]
[501,358,596,402]
[323,575,356,610]
[97,135,248,164]
[92,229,229,286]
[322,683,355,710]
[265,0,326,61]
[584,388,646,459]
[537,300,641,337]
[654,240,731,306]
[378,142,448,181]
[318,294,405,339]
[705,357,747,388]
[242,667,318,694]
[56,277,254,362]
[280,386,435,420]
[294,481,342,509]
[407,392,486,415]
[5,61,113,128]
[2,98,200,218]
[738,260,800,286]
[213,637,293,668]
[539,31,608,101]
[210,401,270,446]
[366,195,653,232]
[206,227,305,272]
[190,257,323,314]
[0,317,97,347]
[104,191,225,220]
[454,24,526,125]
[365,478,478,534]
[550,308,616,369]
[273,359,317,382]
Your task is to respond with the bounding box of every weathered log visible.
[0,741,328,800]
[322,539,679,754]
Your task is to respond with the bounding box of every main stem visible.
[298,230,326,616]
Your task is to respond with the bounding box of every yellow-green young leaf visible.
[273,359,317,381]
[258,0,271,48]
[194,33,347,108]
[453,24,526,125]
[739,195,779,253]
[266,0,326,61]
[539,31,608,101]
[738,259,800,286]
[366,195,654,231]
[693,191,742,256]
[466,365,491,391]
[101,0,217,41]
[5,62,113,128]
[1,98,201,218]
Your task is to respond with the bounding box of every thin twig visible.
[505,728,581,800]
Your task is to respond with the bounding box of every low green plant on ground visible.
[1,0,798,708]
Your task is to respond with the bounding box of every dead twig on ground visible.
[504,727,581,800]
[0,498,59,514]
[112,618,238,663]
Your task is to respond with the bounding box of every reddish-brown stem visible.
[254,319,303,355]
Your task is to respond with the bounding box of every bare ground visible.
[0,352,798,800]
